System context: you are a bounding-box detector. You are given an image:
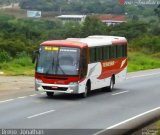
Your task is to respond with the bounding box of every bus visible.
[34,35,128,98]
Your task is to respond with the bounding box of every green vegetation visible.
[155,4,160,20]
[0,52,34,76]
[157,120,160,128]
[0,0,19,6]
[128,52,160,72]
[1,51,160,76]
[0,13,160,76]
[156,120,160,135]
[18,0,160,18]
[19,0,122,14]
[1,50,160,76]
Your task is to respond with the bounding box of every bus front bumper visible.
[35,79,79,94]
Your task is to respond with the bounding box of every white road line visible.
[112,91,129,96]
[127,72,160,80]
[40,92,45,95]
[18,96,27,99]
[29,94,37,97]
[27,110,55,119]
[0,99,14,103]
[94,106,160,135]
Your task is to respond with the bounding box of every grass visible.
[156,120,160,135]
[0,51,160,76]
[128,52,160,72]
[0,56,35,76]
[157,120,160,128]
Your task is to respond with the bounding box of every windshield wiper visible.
[55,49,66,75]
[57,62,66,75]
[45,56,55,75]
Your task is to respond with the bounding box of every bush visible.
[16,51,29,58]
[129,35,160,53]
[0,50,11,62]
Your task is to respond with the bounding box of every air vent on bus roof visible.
[87,35,121,39]
[66,38,84,41]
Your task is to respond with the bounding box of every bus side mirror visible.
[32,50,39,64]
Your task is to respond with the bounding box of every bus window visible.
[111,46,117,59]
[96,47,103,61]
[89,48,96,63]
[80,48,87,78]
[109,46,112,59]
[103,46,110,60]
[117,45,123,58]
[122,45,127,57]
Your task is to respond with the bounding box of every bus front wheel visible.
[81,85,89,98]
[46,92,54,97]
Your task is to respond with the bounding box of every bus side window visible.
[89,48,96,63]
[117,45,123,58]
[96,47,103,62]
[103,46,110,60]
[80,48,87,78]
[122,45,127,57]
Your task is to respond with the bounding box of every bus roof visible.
[41,40,87,48]
[41,35,127,48]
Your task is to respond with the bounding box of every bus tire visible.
[46,92,54,97]
[108,77,114,92]
[81,85,88,98]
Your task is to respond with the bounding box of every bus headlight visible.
[69,82,79,93]
[35,79,43,84]
[35,79,43,91]
[69,82,78,85]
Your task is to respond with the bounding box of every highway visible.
[0,69,160,135]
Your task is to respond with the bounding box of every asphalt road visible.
[0,69,160,135]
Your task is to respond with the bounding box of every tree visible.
[154,4,160,20]
[81,16,108,37]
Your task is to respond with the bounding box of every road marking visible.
[112,91,129,96]
[127,72,160,80]
[29,94,37,97]
[40,92,45,95]
[0,99,14,104]
[27,110,55,119]
[18,96,27,99]
[94,106,160,135]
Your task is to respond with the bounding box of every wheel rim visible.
[84,86,88,97]
[110,79,114,90]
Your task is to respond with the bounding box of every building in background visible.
[57,14,127,25]
[57,15,86,23]
[27,10,42,18]
[97,15,127,26]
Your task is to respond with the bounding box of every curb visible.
[95,107,160,135]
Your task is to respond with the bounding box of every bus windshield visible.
[36,46,80,76]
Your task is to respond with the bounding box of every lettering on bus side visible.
[103,61,115,67]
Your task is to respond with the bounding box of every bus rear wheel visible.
[103,77,114,92]
[46,92,54,97]
[108,77,114,92]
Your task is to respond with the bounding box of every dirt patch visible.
[0,76,35,100]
